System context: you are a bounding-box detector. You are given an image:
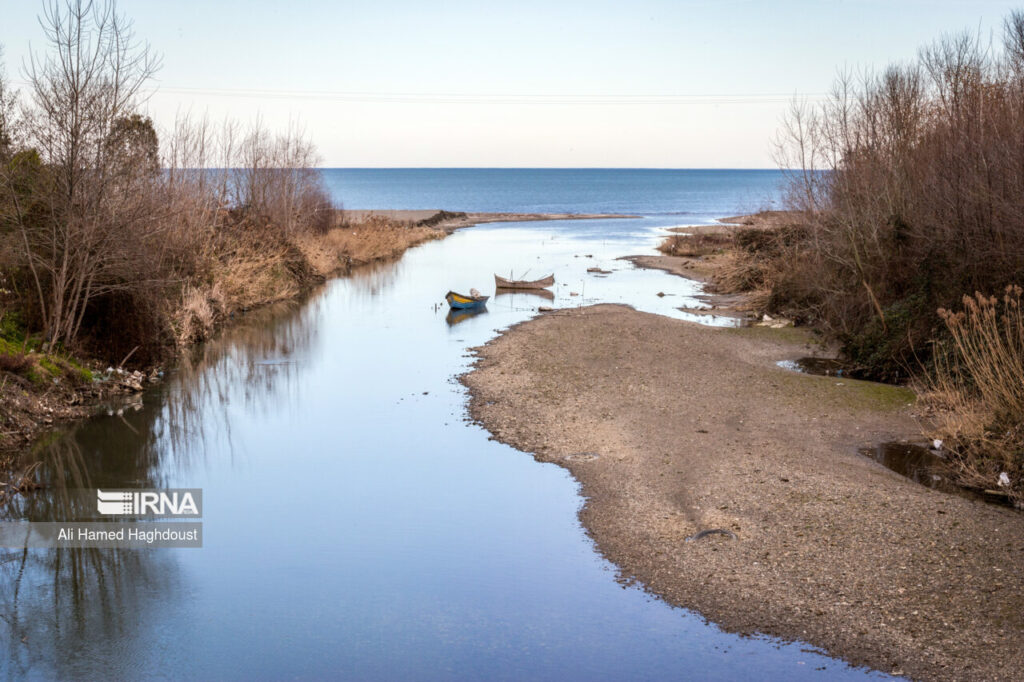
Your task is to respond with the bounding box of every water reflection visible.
[0,542,180,680]
[1,434,182,679]
[0,291,329,679]
[446,306,489,326]
[157,292,327,473]
[494,287,555,302]
[343,259,402,299]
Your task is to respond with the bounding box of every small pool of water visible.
[859,442,1015,508]
[776,357,853,377]
[860,442,951,489]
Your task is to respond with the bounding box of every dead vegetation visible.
[921,287,1024,505]
[657,232,733,258]
[305,215,445,268]
[754,10,1024,381]
[0,2,447,359]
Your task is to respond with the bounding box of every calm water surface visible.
[321,168,783,215]
[1,172,893,679]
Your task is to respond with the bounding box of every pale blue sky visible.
[1,0,1021,167]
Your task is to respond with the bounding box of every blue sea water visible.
[320,168,785,218]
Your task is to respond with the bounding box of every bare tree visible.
[14,0,162,348]
[0,46,15,157]
[234,118,332,235]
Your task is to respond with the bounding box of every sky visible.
[1,0,1022,167]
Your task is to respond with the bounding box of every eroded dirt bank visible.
[462,305,1024,681]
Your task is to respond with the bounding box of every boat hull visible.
[446,291,490,309]
[494,274,554,290]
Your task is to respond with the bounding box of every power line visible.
[9,79,829,105]
[146,86,829,105]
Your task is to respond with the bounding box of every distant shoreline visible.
[339,209,636,233]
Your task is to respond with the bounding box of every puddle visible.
[860,442,949,488]
[859,442,1015,507]
[777,357,855,377]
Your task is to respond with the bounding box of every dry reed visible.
[923,285,1024,505]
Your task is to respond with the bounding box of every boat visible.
[494,273,555,290]
[445,290,490,309]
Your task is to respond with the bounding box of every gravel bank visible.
[463,304,1024,681]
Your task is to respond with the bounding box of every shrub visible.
[0,351,30,374]
[924,286,1024,505]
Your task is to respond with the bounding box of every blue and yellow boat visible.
[445,290,489,309]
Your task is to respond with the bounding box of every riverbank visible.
[0,209,623,480]
[0,214,439,471]
[625,211,790,317]
[462,304,1024,681]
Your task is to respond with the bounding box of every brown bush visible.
[771,10,1024,378]
[0,352,30,374]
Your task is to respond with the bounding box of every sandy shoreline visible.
[462,305,1024,680]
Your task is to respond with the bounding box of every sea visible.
[319,168,785,219]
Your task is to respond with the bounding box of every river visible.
[1,171,895,680]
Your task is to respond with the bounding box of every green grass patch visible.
[23,365,47,385]
[64,357,93,382]
[37,356,60,376]
[770,364,916,413]
[0,311,24,342]
[0,337,23,356]
[0,321,95,383]
[838,378,917,411]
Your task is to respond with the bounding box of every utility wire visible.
[10,79,829,104]
[146,86,829,105]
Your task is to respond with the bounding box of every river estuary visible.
[1,169,898,679]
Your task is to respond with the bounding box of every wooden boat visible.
[446,290,489,309]
[494,273,555,290]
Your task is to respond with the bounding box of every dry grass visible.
[310,215,444,268]
[168,216,446,347]
[657,232,733,258]
[697,220,824,323]
[921,286,1024,505]
[173,284,225,346]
